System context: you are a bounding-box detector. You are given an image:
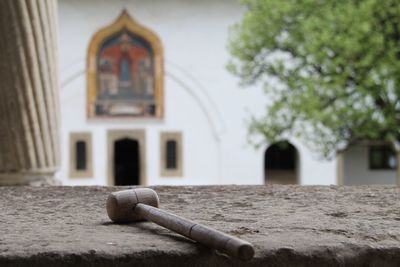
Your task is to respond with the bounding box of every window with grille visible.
[369,145,397,170]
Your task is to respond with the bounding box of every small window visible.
[160,132,183,177]
[76,141,87,170]
[166,140,177,169]
[70,132,93,178]
[369,145,397,170]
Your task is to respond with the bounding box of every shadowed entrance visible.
[265,141,298,184]
[114,138,140,185]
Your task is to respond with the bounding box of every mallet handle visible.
[135,203,254,261]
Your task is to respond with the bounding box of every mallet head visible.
[106,188,159,223]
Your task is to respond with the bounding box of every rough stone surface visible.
[0,185,400,266]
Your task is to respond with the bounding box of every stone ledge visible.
[0,185,399,266]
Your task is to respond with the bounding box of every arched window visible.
[87,10,163,118]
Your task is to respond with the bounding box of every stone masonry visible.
[0,185,399,266]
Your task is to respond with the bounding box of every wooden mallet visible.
[106,188,255,261]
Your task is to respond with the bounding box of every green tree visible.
[228,0,400,157]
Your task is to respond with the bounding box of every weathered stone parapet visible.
[0,0,60,185]
[0,185,399,266]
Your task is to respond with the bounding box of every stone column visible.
[0,0,60,185]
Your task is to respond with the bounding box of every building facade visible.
[57,0,397,186]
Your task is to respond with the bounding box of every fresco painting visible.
[95,30,155,117]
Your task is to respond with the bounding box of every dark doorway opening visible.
[114,138,140,185]
[264,141,298,184]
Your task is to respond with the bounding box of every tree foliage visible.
[228,0,400,157]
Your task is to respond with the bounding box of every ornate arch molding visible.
[87,10,164,119]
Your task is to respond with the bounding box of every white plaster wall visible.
[60,66,220,186]
[343,145,396,185]
[57,0,337,186]
[296,143,337,185]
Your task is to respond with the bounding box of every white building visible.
[57,0,398,186]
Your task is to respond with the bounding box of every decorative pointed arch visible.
[87,10,164,119]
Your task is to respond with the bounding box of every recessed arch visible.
[87,10,164,118]
[264,141,299,184]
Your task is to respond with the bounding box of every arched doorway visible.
[114,138,140,185]
[264,141,298,184]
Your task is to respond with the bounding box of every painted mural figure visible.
[119,51,132,83]
[95,31,155,116]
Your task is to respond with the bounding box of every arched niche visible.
[264,141,299,184]
[87,10,163,119]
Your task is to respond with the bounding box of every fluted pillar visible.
[0,0,60,185]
